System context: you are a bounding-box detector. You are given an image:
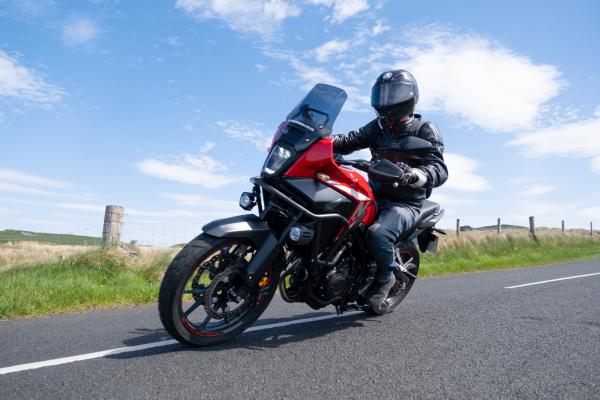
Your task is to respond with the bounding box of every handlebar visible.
[338,158,371,172]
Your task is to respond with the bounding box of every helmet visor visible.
[371,81,416,109]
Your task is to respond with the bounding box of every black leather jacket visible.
[332,114,448,208]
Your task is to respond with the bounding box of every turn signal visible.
[316,172,330,181]
[258,276,270,288]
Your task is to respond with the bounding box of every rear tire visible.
[363,243,419,315]
[158,233,281,346]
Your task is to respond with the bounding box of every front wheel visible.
[364,243,420,315]
[158,233,280,346]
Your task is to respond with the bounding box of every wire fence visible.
[1,206,597,248]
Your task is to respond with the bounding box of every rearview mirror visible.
[398,136,432,151]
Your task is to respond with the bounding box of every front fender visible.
[203,214,273,247]
[203,214,283,279]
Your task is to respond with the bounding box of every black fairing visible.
[203,214,275,247]
[284,178,355,216]
[284,178,354,249]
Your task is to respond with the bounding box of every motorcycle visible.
[158,83,445,346]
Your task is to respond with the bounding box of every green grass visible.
[0,248,173,319]
[1,232,599,318]
[0,229,102,246]
[421,232,600,277]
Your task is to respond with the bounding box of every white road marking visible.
[504,272,600,289]
[0,310,362,376]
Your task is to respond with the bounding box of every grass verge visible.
[0,248,175,319]
[421,230,600,276]
[1,230,599,318]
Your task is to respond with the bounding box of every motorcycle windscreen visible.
[286,84,347,131]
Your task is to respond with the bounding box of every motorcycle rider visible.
[333,69,448,313]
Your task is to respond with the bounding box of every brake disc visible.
[203,267,248,320]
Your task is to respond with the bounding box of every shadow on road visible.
[108,311,378,359]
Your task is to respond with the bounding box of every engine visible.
[322,259,351,299]
[279,249,358,310]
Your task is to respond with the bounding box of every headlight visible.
[262,144,292,175]
[239,192,256,210]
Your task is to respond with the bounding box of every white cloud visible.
[284,56,370,111]
[398,28,562,132]
[330,0,369,23]
[136,154,246,189]
[0,168,70,189]
[165,36,184,47]
[0,0,55,19]
[519,184,555,197]
[161,193,239,209]
[54,202,105,213]
[0,51,65,105]
[314,39,350,62]
[255,63,270,72]
[216,120,272,151]
[265,26,562,127]
[199,141,216,153]
[443,153,490,191]
[510,113,600,175]
[175,0,301,40]
[0,181,56,196]
[62,16,100,47]
[428,192,476,207]
[308,0,370,23]
[371,19,389,36]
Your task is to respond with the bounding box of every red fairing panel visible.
[285,138,377,225]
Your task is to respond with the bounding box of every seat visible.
[397,200,441,241]
[414,200,440,226]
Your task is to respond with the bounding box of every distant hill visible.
[0,230,102,246]
[460,224,528,232]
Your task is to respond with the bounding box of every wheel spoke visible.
[199,314,212,329]
[184,299,204,316]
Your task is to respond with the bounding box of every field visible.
[0,229,599,318]
[0,229,102,246]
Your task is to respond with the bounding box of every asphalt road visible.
[1,259,599,399]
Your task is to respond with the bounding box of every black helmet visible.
[371,69,419,124]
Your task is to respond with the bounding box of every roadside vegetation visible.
[421,228,600,276]
[1,229,599,318]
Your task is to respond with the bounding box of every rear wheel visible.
[364,243,419,315]
[158,233,280,346]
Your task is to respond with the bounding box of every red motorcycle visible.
[158,84,445,346]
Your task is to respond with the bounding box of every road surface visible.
[1,259,599,399]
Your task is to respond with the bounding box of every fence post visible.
[102,205,125,248]
[529,216,537,240]
[591,222,594,238]
[561,220,565,233]
[456,219,460,237]
[497,218,501,234]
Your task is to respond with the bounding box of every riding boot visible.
[365,271,396,313]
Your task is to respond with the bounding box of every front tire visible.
[158,233,280,346]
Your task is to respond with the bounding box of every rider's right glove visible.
[397,162,428,188]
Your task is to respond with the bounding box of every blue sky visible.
[1,0,599,244]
